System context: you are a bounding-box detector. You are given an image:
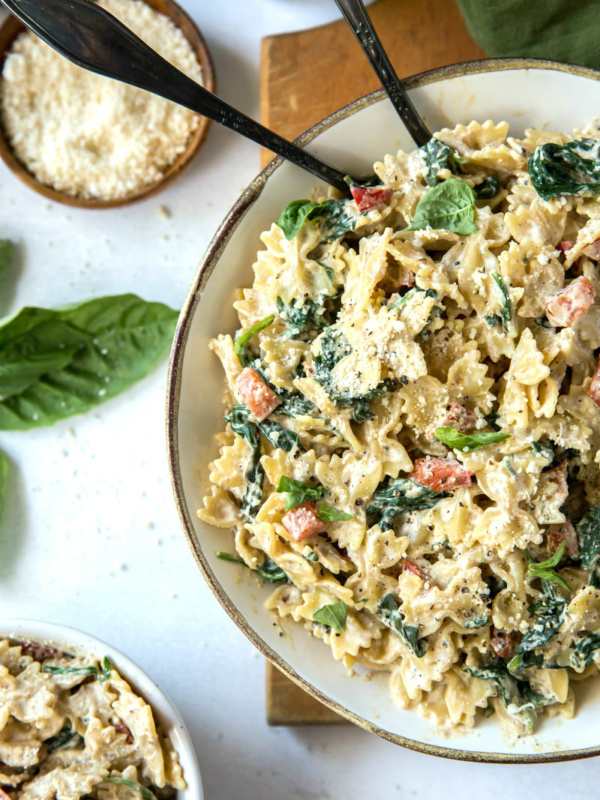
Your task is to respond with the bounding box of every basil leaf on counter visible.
[406,178,478,234]
[0,295,178,430]
[491,272,512,332]
[529,138,600,201]
[434,427,511,452]
[378,594,426,657]
[276,476,325,511]
[316,503,354,522]
[313,601,347,632]
[233,315,275,367]
[102,778,157,800]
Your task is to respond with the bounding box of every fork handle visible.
[0,0,356,193]
[335,0,432,146]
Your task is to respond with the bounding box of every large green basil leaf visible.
[0,295,178,430]
[406,178,478,234]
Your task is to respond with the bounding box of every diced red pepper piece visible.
[490,628,520,659]
[236,367,281,422]
[112,717,134,744]
[350,185,393,212]
[282,502,325,541]
[544,276,595,327]
[409,457,472,492]
[589,359,600,408]
[399,267,416,287]
[546,520,579,556]
[18,641,63,661]
[582,238,600,260]
[443,404,477,432]
[402,559,428,580]
[556,240,574,254]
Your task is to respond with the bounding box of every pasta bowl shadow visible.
[167,59,600,763]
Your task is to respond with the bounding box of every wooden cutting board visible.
[261,0,486,726]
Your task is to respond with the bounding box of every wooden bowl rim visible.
[0,0,215,209]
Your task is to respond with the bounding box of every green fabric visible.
[455,0,600,72]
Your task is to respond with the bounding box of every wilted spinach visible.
[529,138,600,201]
[576,504,600,569]
[216,551,289,583]
[419,139,468,186]
[508,582,567,672]
[474,176,501,199]
[102,778,156,800]
[233,314,275,366]
[378,594,427,657]
[491,272,511,332]
[45,724,83,754]
[276,199,357,243]
[366,477,449,531]
[43,656,112,683]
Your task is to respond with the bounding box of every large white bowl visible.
[0,620,203,798]
[167,58,600,763]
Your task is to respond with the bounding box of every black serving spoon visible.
[0,0,362,194]
[334,0,432,147]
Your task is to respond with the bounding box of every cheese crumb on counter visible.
[0,0,203,200]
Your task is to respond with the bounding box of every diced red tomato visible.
[409,457,472,492]
[556,240,574,255]
[582,238,600,260]
[490,628,519,659]
[546,520,579,556]
[443,404,477,432]
[236,367,281,422]
[333,543,352,562]
[399,267,416,287]
[18,641,63,661]
[589,359,600,408]
[282,502,324,541]
[112,717,134,744]
[350,185,393,213]
[544,276,596,327]
[402,559,428,580]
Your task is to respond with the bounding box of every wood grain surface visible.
[261,0,485,725]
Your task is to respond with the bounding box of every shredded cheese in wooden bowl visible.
[0,0,212,206]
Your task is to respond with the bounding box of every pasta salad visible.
[198,120,600,735]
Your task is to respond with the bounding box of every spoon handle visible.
[0,0,354,194]
[334,0,431,146]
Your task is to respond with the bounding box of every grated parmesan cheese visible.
[0,0,203,200]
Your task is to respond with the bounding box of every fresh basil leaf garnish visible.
[0,295,178,431]
[216,551,288,583]
[275,199,356,243]
[276,476,325,512]
[529,138,600,201]
[491,272,511,332]
[434,426,511,452]
[378,594,427,657]
[406,178,478,235]
[102,778,157,800]
[527,543,570,591]
[316,503,354,522]
[313,601,347,632]
[419,139,468,186]
[43,656,112,683]
[233,315,275,366]
[366,476,449,531]
[576,504,600,569]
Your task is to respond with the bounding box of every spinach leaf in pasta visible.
[390,287,438,311]
[45,724,83,754]
[275,199,356,243]
[508,582,567,672]
[463,662,546,733]
[378,594,427,657]
[366,477,449,531]
[474,176,501,199]
[233,315,275,367]
[419,138,468,186]
[568,632,600,670]
[227,404,303,454]
[225,406,265,519]
[434,427,511,452]
[406,178,478,235]
[313,601,347,632]
[102,778,157,800]
[276,389,321,419]
[529,138,600,200]
[576,504,600,569]
[216,551,289,583]
[491,273,511,332]
[43,656,112,683]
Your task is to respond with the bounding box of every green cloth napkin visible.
[455,0,600,72]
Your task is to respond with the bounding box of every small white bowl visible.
[0,619,203,799]
[168,58,600,762]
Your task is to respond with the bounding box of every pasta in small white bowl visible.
[0,619,203,798]
[167,58,600,762]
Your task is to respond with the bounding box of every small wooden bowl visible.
[0,0,215,209]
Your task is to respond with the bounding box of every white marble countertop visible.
[0,1,598,797]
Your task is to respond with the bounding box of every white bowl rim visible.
[166,56,600,764]
[0,618,203,798]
